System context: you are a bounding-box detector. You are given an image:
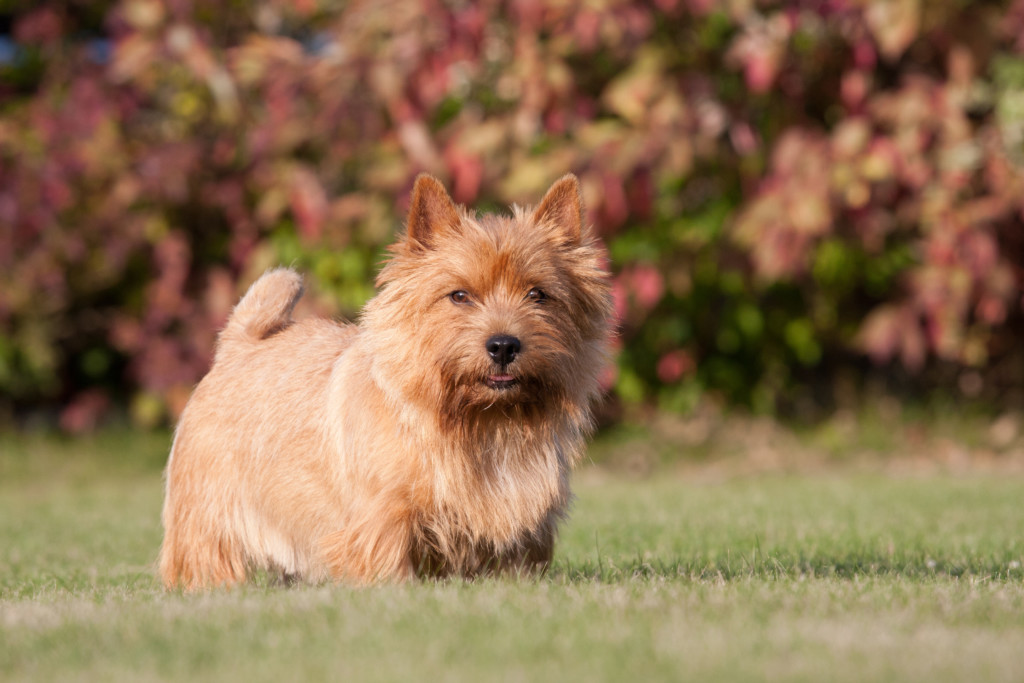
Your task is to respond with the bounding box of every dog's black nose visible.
[486,335,521,366]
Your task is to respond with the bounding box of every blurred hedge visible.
[3,0,1024,431]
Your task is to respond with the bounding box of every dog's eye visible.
[526,288,547,303]
[449,290,471,305]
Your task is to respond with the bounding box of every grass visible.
[2,429,1024,682]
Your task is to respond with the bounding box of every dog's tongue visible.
[490,374,515,382]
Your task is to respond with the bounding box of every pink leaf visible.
[657,350,694,383]
[290,166,329,242]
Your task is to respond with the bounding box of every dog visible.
[159,173,612,589]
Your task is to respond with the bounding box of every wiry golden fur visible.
[159,174,612,589]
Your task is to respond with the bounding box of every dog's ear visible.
[532,174,583,245]
[406,174,460,249]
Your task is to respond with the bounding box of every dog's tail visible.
[220,268,304,346]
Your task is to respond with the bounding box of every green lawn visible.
[1,431,1023,682]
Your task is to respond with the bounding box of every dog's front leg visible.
[318,505,415,584]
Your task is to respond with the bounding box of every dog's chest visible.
[417,438,565,538]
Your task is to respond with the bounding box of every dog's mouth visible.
[485,374,518,390]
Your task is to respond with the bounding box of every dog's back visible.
[159,269,357,589]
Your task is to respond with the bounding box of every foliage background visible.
[4,0,1024,431]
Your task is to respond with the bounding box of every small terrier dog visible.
[159,174,612,589]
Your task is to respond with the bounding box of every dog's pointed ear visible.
[406,174,460,249]
[532,174,583,245]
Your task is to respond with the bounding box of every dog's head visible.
[363,174,613,431]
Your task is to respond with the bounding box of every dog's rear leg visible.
[160,525,248,591]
